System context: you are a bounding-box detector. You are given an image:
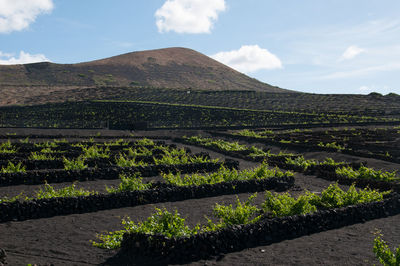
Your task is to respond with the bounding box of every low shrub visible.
[313,183,388,209]
[373,233,400,266]
[285,156,317,170]
[162,163,293,186]
[40,147,57,154]
[0,192,27,203]
[262,191,317,217]
[63,157,88,170]
[206,193,262,230]
[153,148,216,165]
[319,157,345,166]
[105,174,152,193]
[234,129,264,138]
[34,141,57,148]
[262,183,388,217]
[124,147,153,157]
[82,146,110,159]
[29,152,56,161]
[19,137,30,144]
[104,139,129,146]
[336,166,399,182]
[134,138,154,146]
[184,136,247,152]
[0,140,17,154]
[0,161,26,173]
[36,182,96,199]
[115,153,148,167]
[318,142,345,151]
[92,208,201,249]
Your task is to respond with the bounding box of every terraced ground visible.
[0,126,399,265]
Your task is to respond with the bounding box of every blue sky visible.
[0,0,399,94]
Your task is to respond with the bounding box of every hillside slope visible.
[0,47,294,106]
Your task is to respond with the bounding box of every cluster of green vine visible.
[184,136,248,151]
[36,182,97,199]
[336,166,399,182]
[92,183,389,249]
[373,233,400,265]
[0,161,26,173]
[285,156,345,171]
[0,140,18,154]
[105,173,152,193]
[162,163,293,186]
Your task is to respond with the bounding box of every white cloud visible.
[0,51,13,57]
[155,0,226,34]
[211,45,283,73]
[0,0,54,33]
[0,50,50,65]
[340,45,366,60]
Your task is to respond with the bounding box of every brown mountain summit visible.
[0,47,292,105]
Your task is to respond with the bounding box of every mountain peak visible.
[0,47,294,106]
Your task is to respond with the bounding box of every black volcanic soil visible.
[0,129,399,265]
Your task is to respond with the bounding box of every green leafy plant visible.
[0,140,17,154]
[234,129,264,138]
[319,157,344,166]
[285,156,316,170]
[262,183,389,217]
[114,153,147,167]
[29,152,56,161]
[248,146,268,157]
[71,142,87,148]
[206,193,262,230]
[53,138,68,144]
[154,151,215,165]
[184,136,247,152]
[318,142,345,151]
[92,208,201,249]
[0,192,28,203]
[40,147,57,154]
[105,173,152,193]
[162,163,293,186]
[63,157,88,170]
[104,139,129,146]
[262,191,317,217]
[153,148,187,165]
[34,141,58,148]
[373,232,400,266]
[313,183,389,209]
[285,128,312,134]
[189,155,217,164]
[336,166,399,182]
[36,182,96,199]
[19,137,30,144]
[81,145,110,159]
[153,147,213,165]
[0,161,26,173]
[234,129,275,138]
[124,146,153,157]
[135,138,154,146]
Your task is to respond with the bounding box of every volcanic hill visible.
[0,47,293,106]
